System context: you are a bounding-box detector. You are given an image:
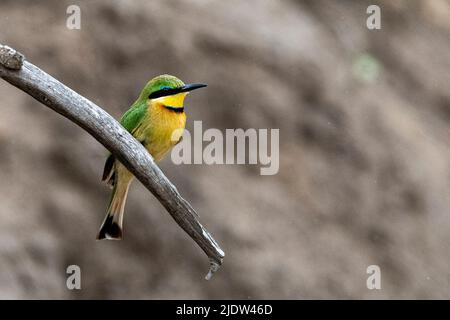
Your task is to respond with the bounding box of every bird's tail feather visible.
[97,178,131,240]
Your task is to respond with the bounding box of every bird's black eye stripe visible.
[148,87,180,99]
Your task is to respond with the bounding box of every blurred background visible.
[0,0,450,299]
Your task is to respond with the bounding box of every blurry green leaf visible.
[353,53,381,83]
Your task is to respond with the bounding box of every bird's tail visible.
[97,177,132,240]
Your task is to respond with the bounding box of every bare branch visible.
[0,44,224,279]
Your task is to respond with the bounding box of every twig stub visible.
[0,45,24,70]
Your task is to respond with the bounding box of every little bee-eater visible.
[97,75,207,240]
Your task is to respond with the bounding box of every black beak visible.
[180,83,207,93]
[149,83,207,99]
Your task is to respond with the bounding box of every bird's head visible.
[139,74,207,110]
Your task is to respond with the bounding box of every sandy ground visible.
[0,0,450,299]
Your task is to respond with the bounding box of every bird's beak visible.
[179,83,207,93]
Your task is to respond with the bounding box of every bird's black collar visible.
[164,105,184,113]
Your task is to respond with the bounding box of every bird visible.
[97,74,207,240]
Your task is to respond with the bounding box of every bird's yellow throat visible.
[152,92,188,109]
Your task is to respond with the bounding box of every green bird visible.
[97,75,207,240]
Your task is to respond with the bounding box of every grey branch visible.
[0,44,224,279]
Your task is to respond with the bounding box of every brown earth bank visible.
[0,0,449,299]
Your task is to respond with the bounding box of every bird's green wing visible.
[120,101,148,134]
[102,102,148,185]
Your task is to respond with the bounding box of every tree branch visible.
[0,44,224,280]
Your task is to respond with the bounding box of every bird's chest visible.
[134,102,186,161]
